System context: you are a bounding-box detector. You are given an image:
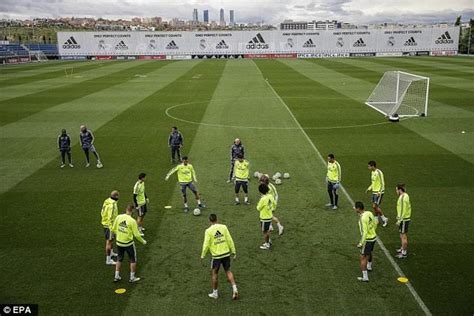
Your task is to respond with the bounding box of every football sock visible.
[244,196,248,202]
[362,270,368,280]
[213,289,218,295]
[106,256,111,261]
[115,271,120,278]
[130,272,135,279]
[184,203,188,208]
[232,284,238,292]
[381,215,387,221]
[197,199,201,205]
[367,262,372,270]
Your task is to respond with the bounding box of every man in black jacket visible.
[228,138,245,183]
[168,126,184,164]
[58,129,73,168]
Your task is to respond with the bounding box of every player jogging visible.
[112,205,147,283]
[354,201,377,282]
[165,156,205,212]
[79,125,103,168]
[366,161,388,227]
[200,213,238,300]
[133,173,149,236]
[395,184,411,259]
[168,126,183,164]
[58,129,73,168]
[233,154,250,205]
[259,174,284,235]
[227,138,245,183]
[257,183,276,250]
[326,153,341,210]
[101,190,119,265]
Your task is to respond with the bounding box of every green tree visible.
[455,15,462,26]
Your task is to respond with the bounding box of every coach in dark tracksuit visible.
[168,126,184,163]
[58,129,73,168]
[228,138,245,183]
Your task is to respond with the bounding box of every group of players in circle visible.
[62,125,411,298]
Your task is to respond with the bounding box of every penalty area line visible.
[259,66,432,316]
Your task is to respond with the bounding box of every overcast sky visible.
[0,0,472,24]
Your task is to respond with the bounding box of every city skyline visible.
[0,0,472,25]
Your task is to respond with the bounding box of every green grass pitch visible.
[0,57,473,315]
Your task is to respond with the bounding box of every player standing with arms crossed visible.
[395,184,411,258]
[201,213,239,300]
[366,161,388,227]
[58,129,73,168]
[168,126,183,164]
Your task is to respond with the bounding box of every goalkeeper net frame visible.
[365,71,430,117]
[29,50,48,62]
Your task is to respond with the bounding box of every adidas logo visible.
[62,36,80,49]
[336,37,344,47]
[166,40,179,49]
[246,33,269,49]
[404,37,417,46]
[387,36,395,46]
[115,40,128,50]
[303,38,316,48]
[214,230,223,238]
[216,40,229,49]
[353,38,366,47]
[435,31,454,44]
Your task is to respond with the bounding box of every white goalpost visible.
[365,71,430,117]
[29,50,49,62]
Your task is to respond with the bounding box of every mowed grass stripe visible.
[0,60,76,75]
[124,59,420,314]
[416,56,474,67]
[317,58,474,162]
[0,60,130,103]
[395,57,474,75]
[0,60,216,315]
[0,61,163,126]
[273,59,474,314]
[0,61,103,88]
[0,61,202,195]
[312,58,474,108]
[369,57,474,80]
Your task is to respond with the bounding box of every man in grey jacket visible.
[227,138,245,183]
[168,126,184,164]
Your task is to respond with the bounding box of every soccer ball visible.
[96,162,103,168]
[193,208,201,216]
[275,178,282,185]
[275,172,282,178]
[283,173,290,179]
[254,171,261,178]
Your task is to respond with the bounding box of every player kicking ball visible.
[233,154,250,205]
[259,174,284,235]
[354,201,377,282]
[201,213,238,300]
[257,183,276,250]
[165,156,205,212]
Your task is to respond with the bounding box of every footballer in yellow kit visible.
[165,156,205,212]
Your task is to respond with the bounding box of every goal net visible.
[365,71,430,117]
[29,50,48,62]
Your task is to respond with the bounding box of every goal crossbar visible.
[365,70,430,118]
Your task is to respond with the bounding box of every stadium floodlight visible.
[365,71,430,117]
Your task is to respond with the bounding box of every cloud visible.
[0,0,472,24]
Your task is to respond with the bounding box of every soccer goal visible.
[365,71,430,117]
[29,50,48,62]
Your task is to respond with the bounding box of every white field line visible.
[255,63,432,316]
